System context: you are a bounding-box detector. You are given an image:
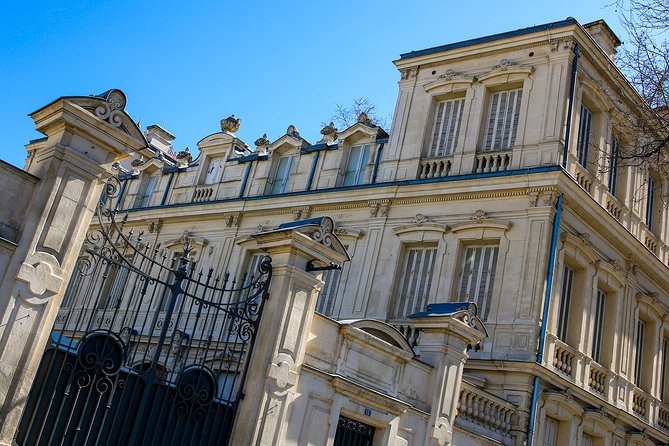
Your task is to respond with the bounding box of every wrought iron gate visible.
[16,178,272,446]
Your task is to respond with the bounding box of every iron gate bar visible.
[16,177,273,446]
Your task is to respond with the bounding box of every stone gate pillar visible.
[0,90,145,445]
[410,303,488,446]
[230,218,349,446]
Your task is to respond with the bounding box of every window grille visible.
[457,245,499,320]
[428,98,465,157]
[557,266,574,341]
[591,289,606,363]
[270,156,294,194]
[577,105,593,167]
[482,89,522,151]
[315,268,342,317]
[392,247,437,319]
[343,144,370,186]
[635,319,646,388]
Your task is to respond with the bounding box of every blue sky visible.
[0,1,622,168]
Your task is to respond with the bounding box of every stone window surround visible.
[418,65,533,166]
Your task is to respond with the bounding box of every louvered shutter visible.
[457,245,499,320]
[316,268,342,316]
[591,289,606,363]
[483,89,522,151]
[543,417,559,446]
[271,156,293,194]
[608,137,620,194]
[557,266,573,341]
[393,247,437,319]
[635,320,646,387]
[428,98,464,157]
[577,105,593,166]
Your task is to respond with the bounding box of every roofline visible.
[583,19,622,46]
[398,17,578,61]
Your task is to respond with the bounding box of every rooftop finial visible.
[221,115,241,134]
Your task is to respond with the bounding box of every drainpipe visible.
[527,194,563,445]
[562,44,579,168]
[239,161,253,198]
[160,172,174,206]
[306,150,320,191]
[371,142,385,184]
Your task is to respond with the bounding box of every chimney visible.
[144,124,176,153]
[583,20,622,62]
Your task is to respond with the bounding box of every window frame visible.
[427,97,465,157]
[269,154,295,195]
[391,244,439,320]
[576,104,593,168]
[456,243,500,321]
[481,87,523,152]
[342,143,371,187]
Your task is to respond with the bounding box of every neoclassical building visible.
[10,16,669,446]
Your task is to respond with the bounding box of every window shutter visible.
[591,289,606,363]
[635,319,646,387]
[608,137,620,194]
[316,268,342,316]
[457,245,499,320]
[483,89,522,151]
[543,417,559,446]
[557,267,573,341]
[393,247,437,319]
[577,105,593,166]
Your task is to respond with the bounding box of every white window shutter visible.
[393,247,437,319]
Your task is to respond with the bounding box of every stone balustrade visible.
[192,185,214,203]
[644,228,660,256]
[473,151,512,174]
[587,360,607,396]
[389,320,422,350]
[456,381,517,439]
[573,163,594,195]
[632,388,650,419]
[418,156,453,179]
[605,195,622,221]
[552,337,576,379]
[658,403,669,432]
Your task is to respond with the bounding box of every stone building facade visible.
[3,16,669,446]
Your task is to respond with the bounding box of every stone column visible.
[411,306,487,446]
[0,90,144,444]
[230,224,348,446]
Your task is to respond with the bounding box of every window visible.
[97,262,130,309]
[135,174,159,208]
[269,155,294,194]
[391,246,437,319]
[482,88,522,151]
[334,416,375,446]
[242,253,266,285]
[557,266,574,341]
[342,144,370,186]
[577,104,593,167]
[635,319,646,388]
[203,157,224,184]
[457,245,499,320]
[608,137,620,195]
[542,416,559,446]
[315,268,342,317]
[646,175,657,231]
[61,259,87,307]
[591,289,606,363]
[662,338,669,401]
[428,98,465,157]
[582,434,594,446]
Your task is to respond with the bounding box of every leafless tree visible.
[613,0,669,170]
[327,97,390,130]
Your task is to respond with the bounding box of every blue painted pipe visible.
[528,194,563,445]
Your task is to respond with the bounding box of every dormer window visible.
[343,144,370,186]
[428,98,465,157]
[482,88,522,151]
[269,155,294,194]
[135,174,159,208]
[203,157,224,185]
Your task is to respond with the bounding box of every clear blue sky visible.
[0,1,623,168]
